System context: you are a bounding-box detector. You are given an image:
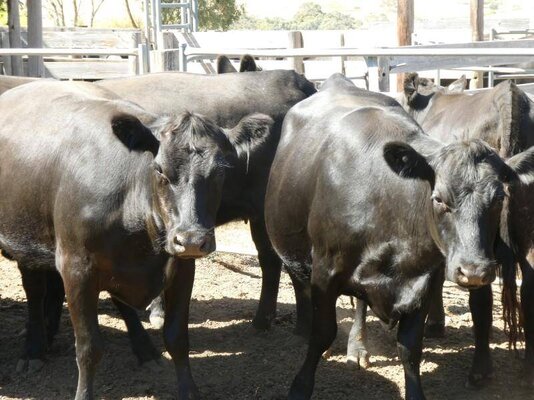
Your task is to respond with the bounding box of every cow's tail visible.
[497,196,523,351]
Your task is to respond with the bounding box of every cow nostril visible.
[199,238,210,253]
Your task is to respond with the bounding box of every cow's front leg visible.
[289,255,338,400]
[250,217,283,331]
[467,284,493,388]
[424,266,445,338]
[520,261,534,386]
[347,298,370,368]
[397,308,426,400]
[111,297,161,365]
[163,258,199,400]
[17,267,47,373]
[60,255,103,400]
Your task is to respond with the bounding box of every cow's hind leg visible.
[163,258,199,400]
[466,284,493,388]
[44,270,65,346]
[250,218,283,331]
[111,297,161,365]
[289,254,338,400]
[424,266,445,338]
[346,298,370,368]
[17,267,47,373]
[59,253,103,400]
[520,261,534,386]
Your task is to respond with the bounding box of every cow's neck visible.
[123,155,166,253]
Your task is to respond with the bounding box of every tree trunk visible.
[125,0,139,28]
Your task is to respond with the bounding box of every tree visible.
[89,0,105,27]
[46,0,66,26]
[124,0,138,28]
[162,0,243,31]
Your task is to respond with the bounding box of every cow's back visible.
[97,70,316,127]
[0,81,154,264]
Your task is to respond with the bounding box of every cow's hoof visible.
[347,349,371,369]
[424,322,445,338]
[466,371,493,389]
[252,314,274,332]
[16,358,45,374]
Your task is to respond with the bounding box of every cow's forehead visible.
[433,140,504,200]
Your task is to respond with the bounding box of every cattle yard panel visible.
[0,28,146,79]
[181,45,534,92]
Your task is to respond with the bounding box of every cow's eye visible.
[432,195,450,212]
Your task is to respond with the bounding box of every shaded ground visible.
[0,222,532,399]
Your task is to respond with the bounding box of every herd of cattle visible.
[0,55,533,400]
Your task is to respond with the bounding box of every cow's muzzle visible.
[169,230,215,258]
[454,263,496,288]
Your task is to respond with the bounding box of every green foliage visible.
[231,2,362,31]
[162,0,243,31]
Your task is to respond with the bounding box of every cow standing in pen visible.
[0,80,271,400]
[264,73,534,399]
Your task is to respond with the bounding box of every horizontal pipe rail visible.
[185,46,534,60]
[0,48,139,56]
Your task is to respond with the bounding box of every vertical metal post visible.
[27,0,44,77]
[152,0,164,50]
[366,56,379,92]
[488,28,495,88]
[377,57,390,92]
[179,42,188,72]
[191,0,199,31]
[8,0,22,75]
[138,43,149,74]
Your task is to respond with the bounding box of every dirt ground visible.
[0,222,533,400]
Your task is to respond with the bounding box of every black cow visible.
[350,74,534,386]
[0,80,271,400]
[264,73,534,399]
[402,73,534,386]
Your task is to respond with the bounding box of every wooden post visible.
[27,0,44,77]
[7,0,22,75]
[288,31,304,74]
[471,0,484,88]
[397,0,414,91]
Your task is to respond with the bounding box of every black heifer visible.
[0,80,270,400]
[96,70,316,333]
[265,73,534,400]
[401,73,534,386]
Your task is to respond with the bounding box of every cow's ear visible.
[225,113,274,157]
[501,147,534,185]
[111,113,159,156]
[239,54,258,72]
[383,141,435,188]
[216,55,237,74]
[403,73,420,105]
[447,75,467,93]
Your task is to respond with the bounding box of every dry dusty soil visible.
[0,222,533,399]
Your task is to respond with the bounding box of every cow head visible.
[384,139,534,288]
[111,112,273,258]
[401,72,466,112]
